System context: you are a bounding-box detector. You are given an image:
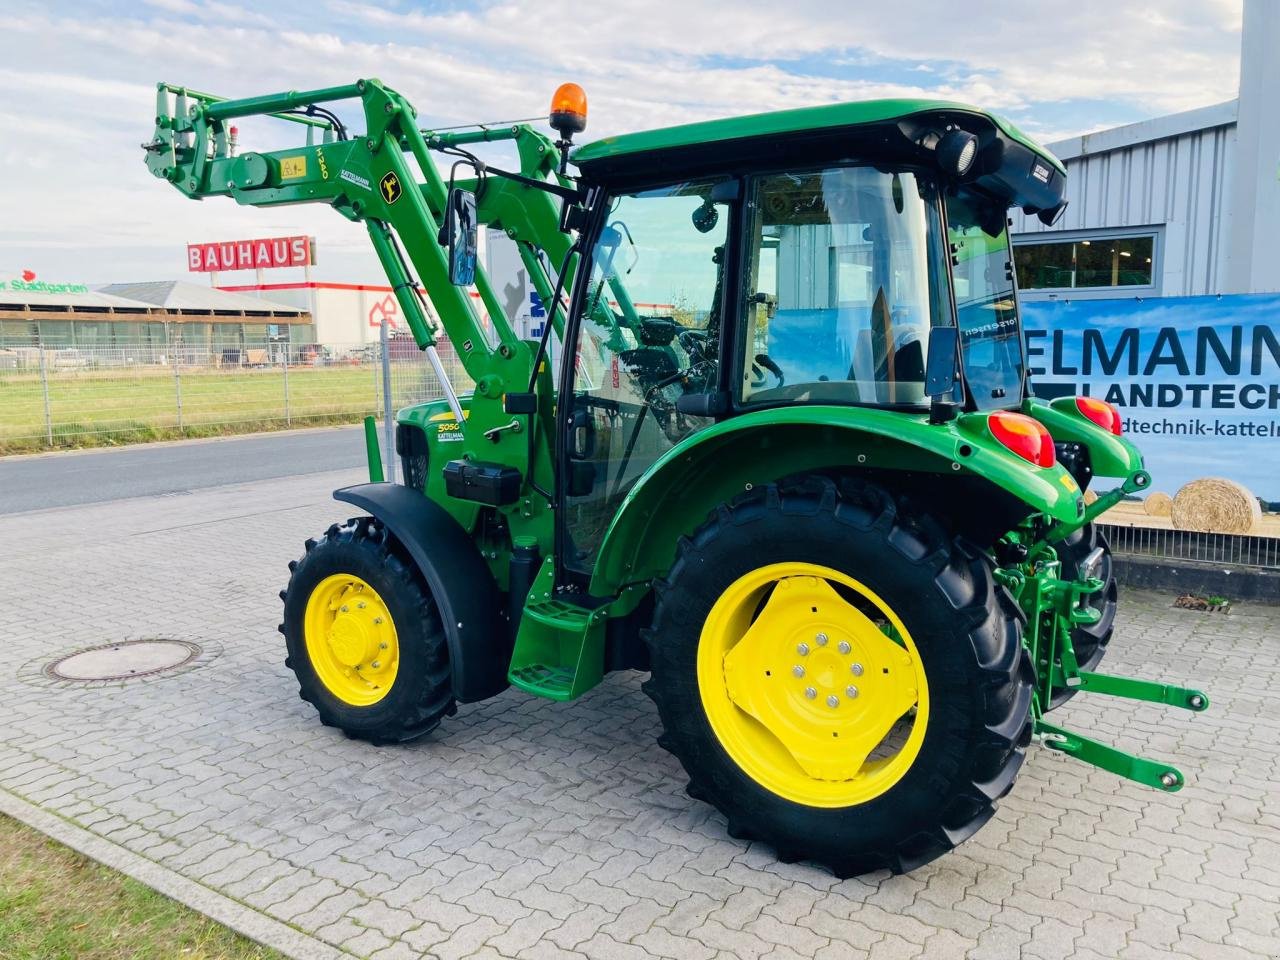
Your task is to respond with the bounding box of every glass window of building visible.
[1014,234,1155,291]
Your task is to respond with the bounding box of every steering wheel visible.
[749,353,785,389]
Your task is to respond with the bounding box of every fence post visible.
[380,319,396,484]
[38,345,53,447]
[173,356,183,432]
[282,344,292,426]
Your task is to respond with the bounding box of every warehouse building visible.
[0,279,311,354]
[1010,0,1278,298]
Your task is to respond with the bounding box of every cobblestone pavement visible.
[2,471,1277,960]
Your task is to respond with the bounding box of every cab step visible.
[508,582,607,702]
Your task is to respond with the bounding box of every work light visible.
[936,128,978,176]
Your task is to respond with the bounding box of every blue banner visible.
[1021,293,1280,505]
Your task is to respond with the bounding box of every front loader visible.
[145,78,1208,877]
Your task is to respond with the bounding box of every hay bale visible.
[1170,478,1262,534]
[1143,491,1173,517]
[1083,489,1098,506]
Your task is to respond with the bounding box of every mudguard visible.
[335,482,507,703]
[589,405,1085,597]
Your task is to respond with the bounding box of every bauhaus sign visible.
[187,235,312,273]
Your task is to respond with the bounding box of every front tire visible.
[643,477,1033,877]
[279,517,453,744]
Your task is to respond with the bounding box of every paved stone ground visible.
[1,471,1278,960]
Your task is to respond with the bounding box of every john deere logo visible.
[379,172,402,204]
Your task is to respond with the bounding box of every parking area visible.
[1,470,1278,960]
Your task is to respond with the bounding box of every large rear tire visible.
[643,476,1033,877]
[279,517,454,744]
[1047,522,1117,709]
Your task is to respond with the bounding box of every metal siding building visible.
[1010,104,1238,298]
[1010,0,1279,301]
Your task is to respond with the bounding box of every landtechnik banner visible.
[1021,293,1280,507]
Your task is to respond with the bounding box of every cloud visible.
[0,0,1244,283]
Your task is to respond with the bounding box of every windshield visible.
[739,166,951,406]
[946,189,1025,410]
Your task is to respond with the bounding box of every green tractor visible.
[145,78,1207,877]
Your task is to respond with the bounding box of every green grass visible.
[0,363,443,455]
[0,814,284,960]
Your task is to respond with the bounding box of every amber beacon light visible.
[549,83,588,137]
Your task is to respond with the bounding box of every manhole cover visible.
[46,639,202,681]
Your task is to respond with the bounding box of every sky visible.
[0,0,1245,287]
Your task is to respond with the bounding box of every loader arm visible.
[144,78,624,529]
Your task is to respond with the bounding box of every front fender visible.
[589,405,1084,597]
[334,482,506,703]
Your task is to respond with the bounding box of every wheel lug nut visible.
[846,685,859,699]
[371,660,381,669]
[340,605,349,613]
[851,663,864,676]
[796,643,810,656]
[380,642,388,650]
[373,617,384,625]
[357,601,367,609]
[826,695,839,708]
[838,641,851,654]
[792,665,805,678]
[815,633,828,646]
[804,686,817,699]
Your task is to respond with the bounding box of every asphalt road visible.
[0,427,368,515]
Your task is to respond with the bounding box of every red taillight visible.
[1075,396,1123,435]
[988,412,1055,468]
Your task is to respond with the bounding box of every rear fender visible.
[1024,396,1145,478]
[589,405,1085,598]
[335,482,506,702]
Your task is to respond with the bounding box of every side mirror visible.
[925,325,959,398]
[443,188,478,286]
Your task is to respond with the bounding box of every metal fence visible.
[1100,522,1280,571]
[0,339,469,456]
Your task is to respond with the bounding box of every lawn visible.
[0,814,283,960]
[0,362,448,454]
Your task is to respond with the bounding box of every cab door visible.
[559,177,736,573]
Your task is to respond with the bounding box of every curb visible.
[0,423,363,463]
[0,786,351,960]
[1114,554,1280,603]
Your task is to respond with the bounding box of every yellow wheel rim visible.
[303,573,400,706]
[697,561,930,808]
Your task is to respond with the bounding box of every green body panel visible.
[574,98,1064,175]
[588,405,1083,597]
[395,399,482,527]
[1023,396,1145,478]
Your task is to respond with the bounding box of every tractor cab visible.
[560,102,1068,567]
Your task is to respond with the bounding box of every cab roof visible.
[574,97,1062,173]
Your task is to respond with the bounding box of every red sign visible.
[368,294,399,329]
[187,235,311,273]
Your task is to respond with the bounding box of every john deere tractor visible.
[145,78,1207,876]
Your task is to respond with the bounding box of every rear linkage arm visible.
[996,468,1209,792]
